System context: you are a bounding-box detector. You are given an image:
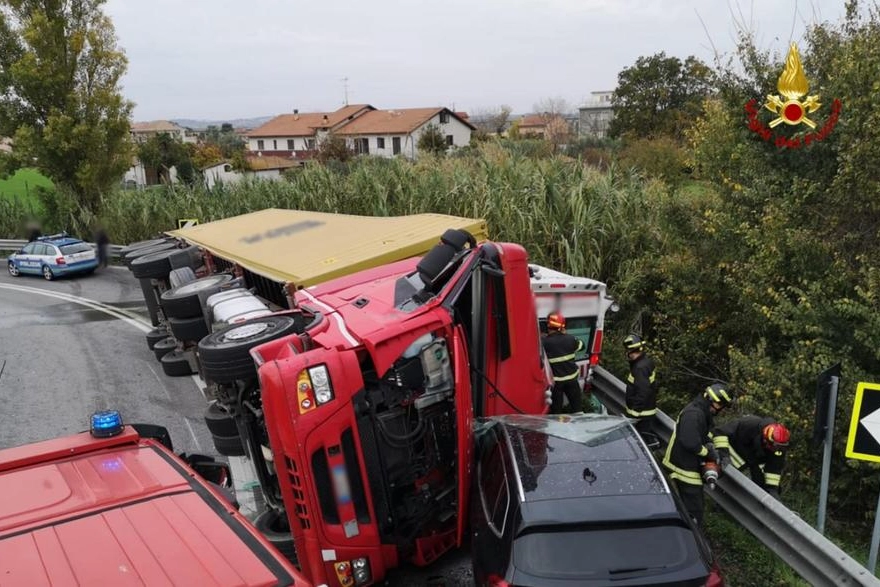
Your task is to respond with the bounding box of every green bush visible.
[617,137,688,186]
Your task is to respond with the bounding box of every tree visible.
[472,104,513,136]
[532,96,571,117]
[609,53,714,140]
[315,133,353,163]
[417,123,447,156]
[136,133,195,185]
[0,0,133,217]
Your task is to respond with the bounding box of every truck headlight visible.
[309,365,334,405]
[352,557,371,585]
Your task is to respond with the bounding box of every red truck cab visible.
[249,232,551,586]
[0,413,310,586]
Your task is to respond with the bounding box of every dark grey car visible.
[470,414,723,587]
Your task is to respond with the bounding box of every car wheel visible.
[160,349,195,377]
[131,246,198,279]
[7,262,19,277]
[160,274,234,319]
[204,403,239,437]
[198,315,302,384]
[169,315,210,342]
[42,265,54,280]
[254,508,297,564]
[169,266,197,288]
[146,327,170,350]
[212,433,246,457]
[152,336,177,361]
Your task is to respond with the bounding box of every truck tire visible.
[160,349,195,376]
[152,336,177,360]
[119,238,169,256]
[204,403,239,437]
[160,274,234,319]
[254,509,297,564]
[198,316,301,384]
[169,315,209,342]
[169,266,197,288]
[146,327,169,350]
[123,241,177,268]
[131,248,179,279]
[212,433,245,457]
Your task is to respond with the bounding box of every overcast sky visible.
[104,0,849,121]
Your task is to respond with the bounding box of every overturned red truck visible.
[196,229,560,585]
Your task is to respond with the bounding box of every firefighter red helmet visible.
[547,312,566,330]
[763,423,790,449]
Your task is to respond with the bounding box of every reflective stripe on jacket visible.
[663,395,714,486]
[713,415,785,487]
[625,352,658,417]
[542,332,584,383]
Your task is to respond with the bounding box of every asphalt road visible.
[0,264,212,454]
[0,261,473,585]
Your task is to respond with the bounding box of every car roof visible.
[486,415,681,526]
[0,428,302,586]
[35,234,82,247]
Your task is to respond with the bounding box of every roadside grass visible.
[0,168,52,208]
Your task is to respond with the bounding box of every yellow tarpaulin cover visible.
[167,208,489,288]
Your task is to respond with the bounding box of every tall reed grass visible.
[96,144,667,293]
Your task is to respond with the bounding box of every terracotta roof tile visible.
[248,105,373,138]
[335,108,474,135]
[131,120,185,133]
[245,155,301,170]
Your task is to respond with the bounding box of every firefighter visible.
[542,312,584,414]
[713,417,790,498]
[623,334,659,447]
[663,382,735,525]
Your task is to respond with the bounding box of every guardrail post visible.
[869,492,880,573]
[818,374,839,534]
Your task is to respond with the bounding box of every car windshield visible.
[487,414,631,446]
[60,243,92,255]
[513,524,705,580]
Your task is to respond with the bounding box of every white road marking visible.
[0,282,208,415]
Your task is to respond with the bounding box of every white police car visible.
[7,233,99,280]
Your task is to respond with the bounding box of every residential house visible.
[0,137,12,154]
[334,107,474,158]
[517,113,571,140]
[202,155,300,190]
[130,120,197,144]
[578,91,615,139]
[246,104,374,157]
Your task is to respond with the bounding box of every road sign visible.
[845,382,880,463]
[178,218,199,229]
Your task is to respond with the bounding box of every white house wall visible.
[203,163,244,189]
[346,113,472,160]
[247,137,314,152]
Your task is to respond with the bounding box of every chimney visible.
[294,109,299,114]
[322,114,329,125]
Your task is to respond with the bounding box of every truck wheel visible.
[169,266,197,288]
[152,336,177,361]
[198,315,301,384]
[123,241,177,268]
[160,349,195,376]
[169,315,209,342]
[254,509,297,564]
[204,403,239,437]
[146,327,169,350]
[119,238,169,256]
[161,274,234,319]
[212,433,245,457]
[131,248,181,279]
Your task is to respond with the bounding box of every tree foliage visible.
[0,0,133,216]
[136,133,195,185]
[609,52,715,140]
[417,123,447,156]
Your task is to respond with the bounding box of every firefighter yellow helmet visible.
[704,383,734,407]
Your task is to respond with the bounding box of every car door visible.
[33,243,53,271]
[471,424,513,585]
[16,243,39,274]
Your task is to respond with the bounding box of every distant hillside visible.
[171,115,275,131]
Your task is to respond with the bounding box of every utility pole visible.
[341,77,349,106]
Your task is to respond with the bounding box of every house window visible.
[257,139,264,150]
[306,138,316,150]
[392,137,401,155]
[439,111,450,124]
[273,140,277,150]
[446,135,454,147]
[377,137,385,149]
[355,138,369,154]
[287,139,295,150]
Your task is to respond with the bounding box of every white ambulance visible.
[530,264,618,390]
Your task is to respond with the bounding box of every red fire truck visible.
[196,230,552,586]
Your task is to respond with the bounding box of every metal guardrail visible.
[0,238,124,257]
[591,365,880,587]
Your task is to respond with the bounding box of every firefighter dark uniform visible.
[663,383,733,525]
[542,313,584,414]
[713,416,788,498]
[624,334,658,443]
